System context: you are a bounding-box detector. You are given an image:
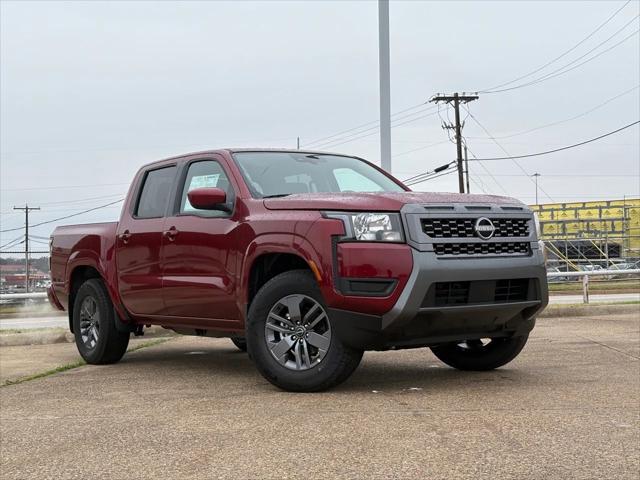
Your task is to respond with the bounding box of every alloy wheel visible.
[265,294,331,371]
[79,296,100,350]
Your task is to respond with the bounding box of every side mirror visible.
[187,187,227,210]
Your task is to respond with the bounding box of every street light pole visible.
[378,0,392,172]
[532,173,541,205]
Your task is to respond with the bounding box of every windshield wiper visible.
[262,193,292,199]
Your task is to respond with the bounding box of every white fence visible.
[547,268,640,304]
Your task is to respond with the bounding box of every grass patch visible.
[1,337,173,387]
[128,337,172,352]
[2,360,86,387]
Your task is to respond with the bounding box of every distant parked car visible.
[547,266,568,283]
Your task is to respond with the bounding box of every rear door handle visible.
[119,230,131,244]
[163,226,179,241]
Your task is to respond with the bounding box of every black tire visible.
[72,278,130,365]
[246,270,363,392]
[430,334,529,371]
[230,337,247,352]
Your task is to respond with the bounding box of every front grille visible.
[434,281,470,306]
[422,218,529,238]
[495,279,529,302]
[423,278,534,307]
[434,242,530,256]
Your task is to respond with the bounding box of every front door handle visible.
[163,226,179,241]
[118,230,131,244]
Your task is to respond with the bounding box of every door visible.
[116,165,177,316]
[160,159,242,325]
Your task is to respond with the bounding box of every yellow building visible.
[530,198,640,261]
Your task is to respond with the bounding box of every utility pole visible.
[13,204,40,293]
[378,0,392,172]
[532,173,541,205]
[464,144,470,194]
[430,93,479,193]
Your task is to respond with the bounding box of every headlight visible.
[325,212,404,242]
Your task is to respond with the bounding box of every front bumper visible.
[331,248,548,351]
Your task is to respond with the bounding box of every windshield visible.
[232,152,406,198]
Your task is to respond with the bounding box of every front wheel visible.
[246,270,363,392]
[430,335,529,371]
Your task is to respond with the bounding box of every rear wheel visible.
[246,270,363,392]
[72,278,130,364]
[430,335,528,371]
[230,337,247,352]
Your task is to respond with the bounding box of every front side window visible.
[135,166,177,218]
[232,152,406,198]
[180,160,234,216]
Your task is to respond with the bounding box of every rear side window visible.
[135,166,177,218]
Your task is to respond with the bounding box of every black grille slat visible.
[424,279,533,307]
[494,279,529,302]
[433,242,530,256]
[422,218,529,238]
[434,281,470,306]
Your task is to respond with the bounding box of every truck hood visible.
[263,192,523,211]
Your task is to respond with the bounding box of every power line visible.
[0,199,124,233]
[1,182,129,192]
[0,235,25,250]
[483,25,639,94]
[463,143,510,195]
[312,108,439,150]
[468,119,639,160]
[479,0,634,93]
[405,168,457,187]
[302,102,430,147]
[466,111,556,202]
[401,161,455,184]
[467,84,640,140]
[392,140,451,158]
[38,193,126,207]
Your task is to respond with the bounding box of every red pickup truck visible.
[49,149,548,391]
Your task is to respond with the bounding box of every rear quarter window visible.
[135,166,177,218]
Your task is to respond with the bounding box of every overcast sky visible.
[1,0,639,248]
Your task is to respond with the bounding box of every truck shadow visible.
[122,340,531,393]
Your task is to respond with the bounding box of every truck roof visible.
[139,148,363,170]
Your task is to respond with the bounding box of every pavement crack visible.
[576,335,640,360]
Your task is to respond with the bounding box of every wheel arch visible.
[247,252,315,310]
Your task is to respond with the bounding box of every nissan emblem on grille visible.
[474,217,496,240]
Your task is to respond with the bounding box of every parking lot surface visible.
[1,313,638,479]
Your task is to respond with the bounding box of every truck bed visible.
[50,222,119,310]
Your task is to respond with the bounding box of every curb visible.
[0,326,176,347]
[539,303,639,318]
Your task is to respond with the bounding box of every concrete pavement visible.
[0,314,67,330]
[0,313,638,479]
